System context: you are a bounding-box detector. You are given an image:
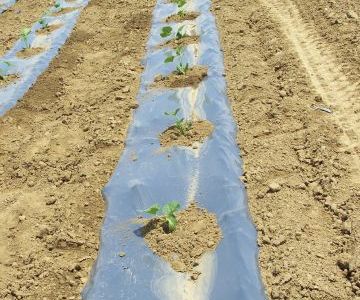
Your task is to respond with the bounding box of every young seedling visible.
[175,62,189,75]
[177,9,186,17]
[172,0,186,8]
[165,108,192,135]
[160,26,172,38]
[164,46,184,63]
[53,1,63,13]
[175,25,188,40]
[20,28,32,49]
[0,61,12,80]
[38,16,49,29]
[144,201,181,232]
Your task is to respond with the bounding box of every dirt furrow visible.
[213,0,360,298]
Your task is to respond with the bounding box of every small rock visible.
[272,236,286,246]
[279,90,287,97]
[347,10,359,19]
[122,86,130,93]
[46,198,57,205]
[118,251,126,257]
[341,221,352,234]
[19,215,26,222]
[172,260,186,272]
[268,183,281,193]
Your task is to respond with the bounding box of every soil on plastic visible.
[153,66,207,89]
[16,47,45,59]
[166,12,200,22]
[214,0,360,299]
[160,120,213,148]
[0,0,155,299]
[0,74,19,87]
[36,24,63,35]
[51,7,79,17]
[161,36,200,49]
[142,202,222,280]
[0,0,51,57]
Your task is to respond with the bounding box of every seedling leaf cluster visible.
[20,28,31,49]
[165,108,192,135]
[144,201,181,232]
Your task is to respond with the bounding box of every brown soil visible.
[213,0,360,299]
[16,47,45,59]
[153,66,207,89]
[160,35,200,49]
[51,7,79,17]
[0,0,155,299]
[0,0,50,56]
[160,120,213,148]
[36,24,63,35]
[0,74,19,87]
[142,202,222,280]
[166,12,200,22]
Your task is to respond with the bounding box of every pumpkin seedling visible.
[172,0,186,8]
[178,9,186,17]
[165,108,192,135]
[160,26,172,38]
[175,62,189,75]
[164,45,184,63]
[0,61,12,80]
[20,28,31,49]
[54,1,63,12]
[38,16,49,29]
[144,201,181,232]
[176,25,188,40]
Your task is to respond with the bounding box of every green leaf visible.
[163,201,180,215]
[175,46,184,56]
[164,55,175,63]
[160,26,172,38]
[21,28,31,37]
[177,0,186,8]
[144,204,160,215]
[166,215,177,232]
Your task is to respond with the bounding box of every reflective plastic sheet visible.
[83,0,266,299]
[0,0,16,14]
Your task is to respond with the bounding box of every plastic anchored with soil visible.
[0,0,16,14]
[83,0,266,299]
[0,0,89,116]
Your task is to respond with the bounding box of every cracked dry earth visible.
[0,0,359,300]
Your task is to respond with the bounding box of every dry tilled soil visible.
[0,0,360,300]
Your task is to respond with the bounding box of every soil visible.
[36,24,63,35]
[160,120,213,148]
[213,0,360,299]
[0,0,155,299]
[160,35,200,49]
[153,66,207,89]
[0,0,51,56]
[16,47,45,59]
[166,11,200,22]
[0,74,19,87]
[51,7,79,17]
[142,202,222,280]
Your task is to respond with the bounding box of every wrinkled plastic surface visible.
[83,0,266,299]
[0,0,16,14]
[0,0,88,116]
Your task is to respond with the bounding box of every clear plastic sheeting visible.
[83,0,266,299]
[0,0,89,116]
[0,0,16,14]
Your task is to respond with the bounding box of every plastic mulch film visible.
[83,0,267,299]
[0,0,88,116]
[0,0,16,14]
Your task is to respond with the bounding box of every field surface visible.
[0,0,359,299]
